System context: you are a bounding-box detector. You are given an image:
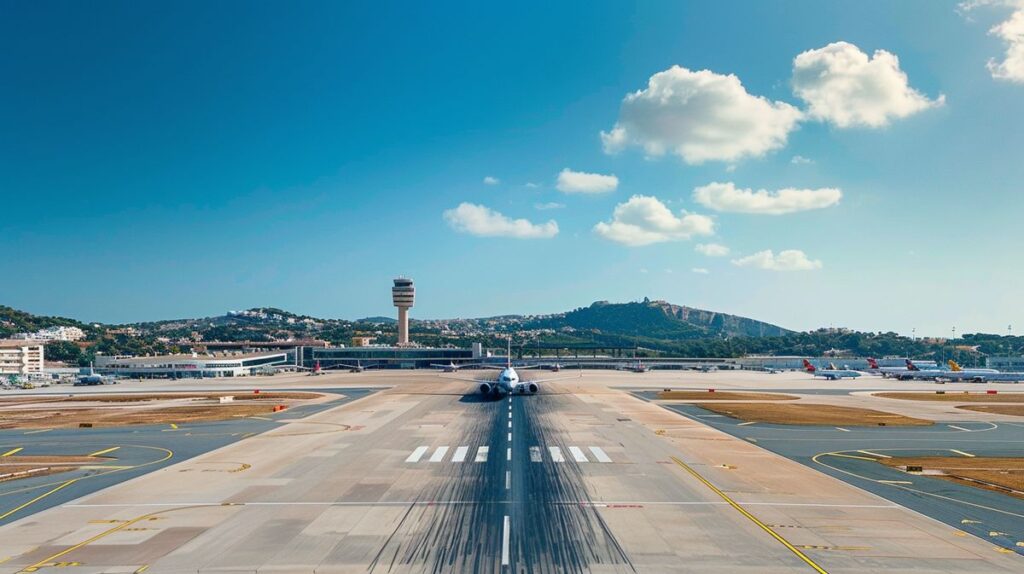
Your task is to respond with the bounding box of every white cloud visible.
[961,1,1024,83]
[556,168,619,194]
[732,249,823,271]
[791,155,814,164]
[792,41,944,128]
[525,182,540,188]
[593,195,714,246]
[695,243,731,257]
[601,65,803,164]
[483,176,500,185]
[534,202,565,210]
[693,181,842,215]
[443,203,558,239]
[691,267,710,275]
[989,7,1024,82]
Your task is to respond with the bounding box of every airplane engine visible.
[479,383,492,395]
[528,383,538,394]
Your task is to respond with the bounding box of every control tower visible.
[392,277,415,346]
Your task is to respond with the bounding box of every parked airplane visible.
[939,360,1024,382]
[446,339,580,395]
[75,363,107,386]
[802,359,861,380]
[431,361,463,373]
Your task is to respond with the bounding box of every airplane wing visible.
[438,374,495,384]
[525,370,584,384]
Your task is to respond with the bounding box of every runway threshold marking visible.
[589,446,612,463]
[405,446,429,463]
[529,446,542,462]
[475,447,489,462]
[452,446,469,463]
[548,447,565,463]
[568,446,589,463]
[88,447,120,457]
[950,449,975,458]
[1,448,23,457]
[429,447,449,463]
[670,457,829,574]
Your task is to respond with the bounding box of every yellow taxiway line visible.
[671,456,829,573]
[1,448,23,457]
[88,447,121,457]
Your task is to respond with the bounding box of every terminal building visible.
[0,339,45,375]
[985,356,1024,372]
[95,351,289,379]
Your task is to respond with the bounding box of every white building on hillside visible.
[0,340,45,374]
[13,326,86,342]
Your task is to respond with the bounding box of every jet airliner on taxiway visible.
[803,359,861,380]
[446,339,580,395]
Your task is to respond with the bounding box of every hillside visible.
[525,299,791,340]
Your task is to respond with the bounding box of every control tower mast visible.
[392,277,415,346]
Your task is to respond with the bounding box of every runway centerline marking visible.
[505,471,510,490]
[671,457,829,574]
[501,515,510,566]
[506,447,511,461]
[507,432,512,442]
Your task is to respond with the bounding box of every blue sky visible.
[3,1,1023,335]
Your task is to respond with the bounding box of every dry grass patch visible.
[957,404,1024,417]
[880,456,1024,498]
[874,392,1024,403]
[697,402,932,426]
[0,392,321,405]
[656,390,796,401]
[0,404,295,429]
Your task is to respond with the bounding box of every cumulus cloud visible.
[792,41,944,128]
[483,176,500,185]
[692,267,710,275]
[695,243,731,257]
[534,201,565,210]
[601,66,803,164]
[443,203,558,239]
[989,7,1024,82]
[693,182,842,215]
[556,168,619,194]
[593,195,714,246]
[732,249,823,271]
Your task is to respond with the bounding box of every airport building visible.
[95,351,289,379]
[299,345,475,370]
[0,339,45,375]
[985,356,1024,372]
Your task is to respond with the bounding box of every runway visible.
[0,371,1019,573]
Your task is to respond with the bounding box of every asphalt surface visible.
[0,388,377,527]
[367,389,633,573]
[658,400,1024,555]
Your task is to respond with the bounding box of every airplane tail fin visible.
[906,359,920,371]
[948,360,962,372]
[507,337,512,369]
[867,358,879,369]
[802,359,816,373]
[828,362,838,370]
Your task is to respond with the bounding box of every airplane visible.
[619,357,650,373]
[938,360,1024,382]
[431,361,463,373]
[802,359,861,380]
[445,339,581,395]
[75,363,107,386]
[308,361,323,376]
